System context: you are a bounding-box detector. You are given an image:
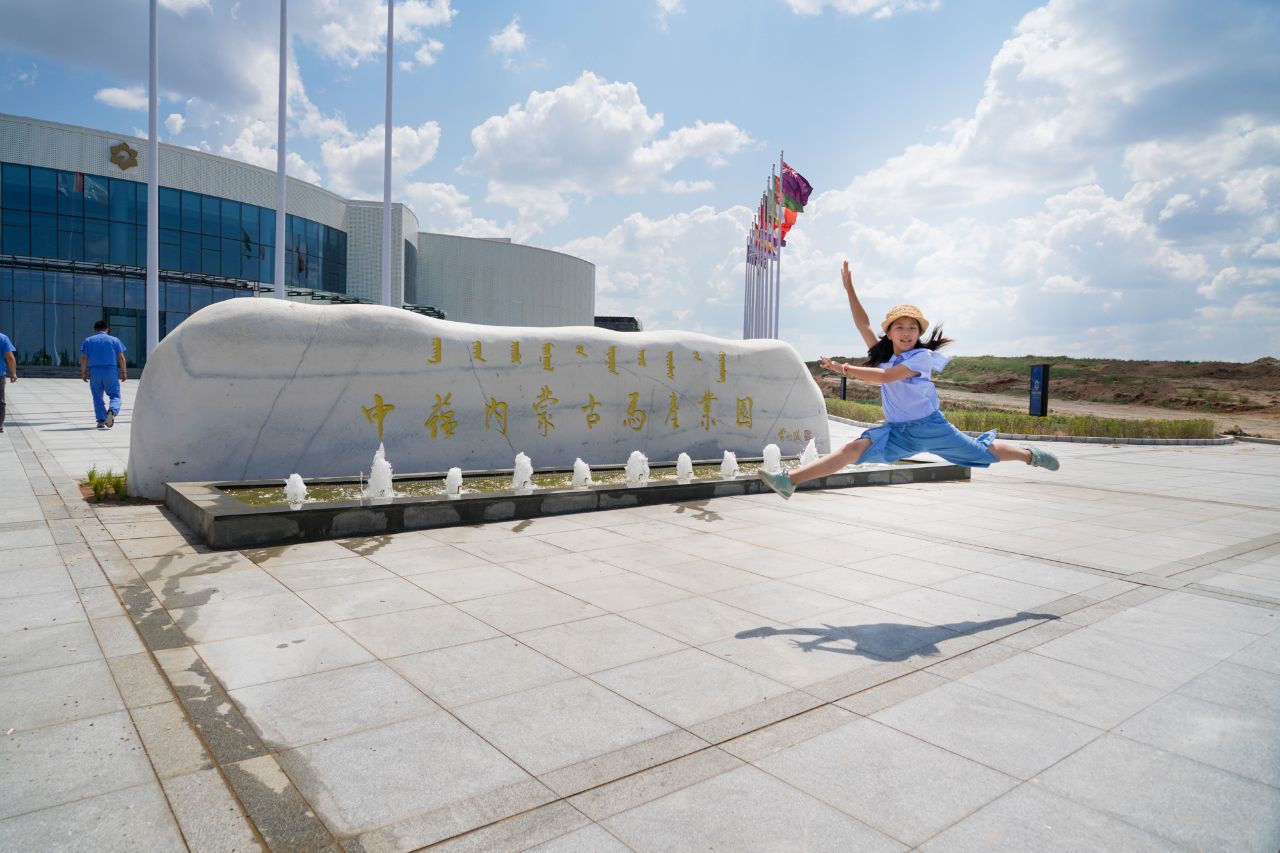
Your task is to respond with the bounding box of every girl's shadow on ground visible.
[735,612,1056,662]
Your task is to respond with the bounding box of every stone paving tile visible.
[0,565,73,599]
[454,677,677,776]
[222,754,334,850]
[0,589,86,633]
[390,636,576,707]
[427,801,594,853]
[106,652,175,709]
[243,540,355,568]
[591,648,792,729]
[1229,632,1280,675]
[196,622,375,690]
[230,660,440,749]
[621,596,771,647]
[1177,660,1280,719]
[0,710,155,819]
[171,590,327,644]
[703,546,838,579]
[296,575,442,619]
[1037,734,1280,853]
[501,552,627,585]
[553,572,692,612]
[370,542,494,575]
[523,823,632,853]
[260,555,397,591]
[603,764,904,852]
[708,579,855,623]
[853,557,972,586]
[117,534,202,560]
[0,620,100,677]
[405,564,537,603]
[455,537,568,564]
[0,781,187,853]
[702,626,889,690]
[455,586,606,634]
[958,651,1165,729]
[871,681,1103,780]
[1116,692,1280,787]
[756,717,1017,848]
[161,768,263,853]
[146,563,289,609]
[1086,606,1260,659]
[623,556,764,594]
[600,519,698,542]
[516,613,689,674]
[130,700,212,779]
[0,659,124,733]
[276,714,535,838]
[128,550,258,582]
[533,527,638,553]
[1031,623,1221,690]
[919,783,1183,853]
[336,604,501,659]
[786,565,916,603]
[776,601,964,662]
[931,572,1068,611]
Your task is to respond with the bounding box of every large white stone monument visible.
[128,300,830,499]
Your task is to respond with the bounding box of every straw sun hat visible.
[881,304,929,334]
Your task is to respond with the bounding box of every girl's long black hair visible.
[864,325,954,366]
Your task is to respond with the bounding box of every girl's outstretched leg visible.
[758,438,872,499]
[990,440,1059,470]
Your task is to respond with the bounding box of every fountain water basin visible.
[167,454,970,550]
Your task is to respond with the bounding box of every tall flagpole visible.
[274,0,287,299]
[146,0,159,357]
[767,171,777,339]
[381,0,394,307]
[775,149,783,339]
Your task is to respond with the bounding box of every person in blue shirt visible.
[0,330,16,433]
[79,320,127,429]
[759,262,1058,499]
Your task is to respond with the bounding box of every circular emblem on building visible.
[109,142,139,170]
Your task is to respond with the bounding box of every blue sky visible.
[2,0,1277,361]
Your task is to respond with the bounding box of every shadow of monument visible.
[735,611,1057,662]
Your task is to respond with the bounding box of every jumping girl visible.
[758,261,1059,500]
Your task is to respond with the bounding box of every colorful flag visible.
[780,161,812,212]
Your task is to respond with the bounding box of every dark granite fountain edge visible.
[165,458,970,550]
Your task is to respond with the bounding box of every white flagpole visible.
[742,238,750,339]
[381,0,394,307]
[274,0,287,299]
[146,0,159,356]
[767,172,777,339]
[775,149,783,339]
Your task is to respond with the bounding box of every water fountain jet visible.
[284,473,307,509]
[625,451,650,487]
[676,453,694,484]
[572,458,593,488]
[720,451,739,480]
[512,453,534,491]
[365,444,394,499]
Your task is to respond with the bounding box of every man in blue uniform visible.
[79,320,127,429]
[0,329,16,433]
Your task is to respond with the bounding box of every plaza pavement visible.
[2,377,1279,852]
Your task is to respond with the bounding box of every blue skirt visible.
[860,410,999,468]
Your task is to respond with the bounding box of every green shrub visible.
[825,399,1217,439]
[110,471,128,498]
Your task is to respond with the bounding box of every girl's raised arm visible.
[842,261,879,350]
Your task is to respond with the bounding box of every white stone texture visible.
[128,300,830,498]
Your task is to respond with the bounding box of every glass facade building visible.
[0,161,348,367]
